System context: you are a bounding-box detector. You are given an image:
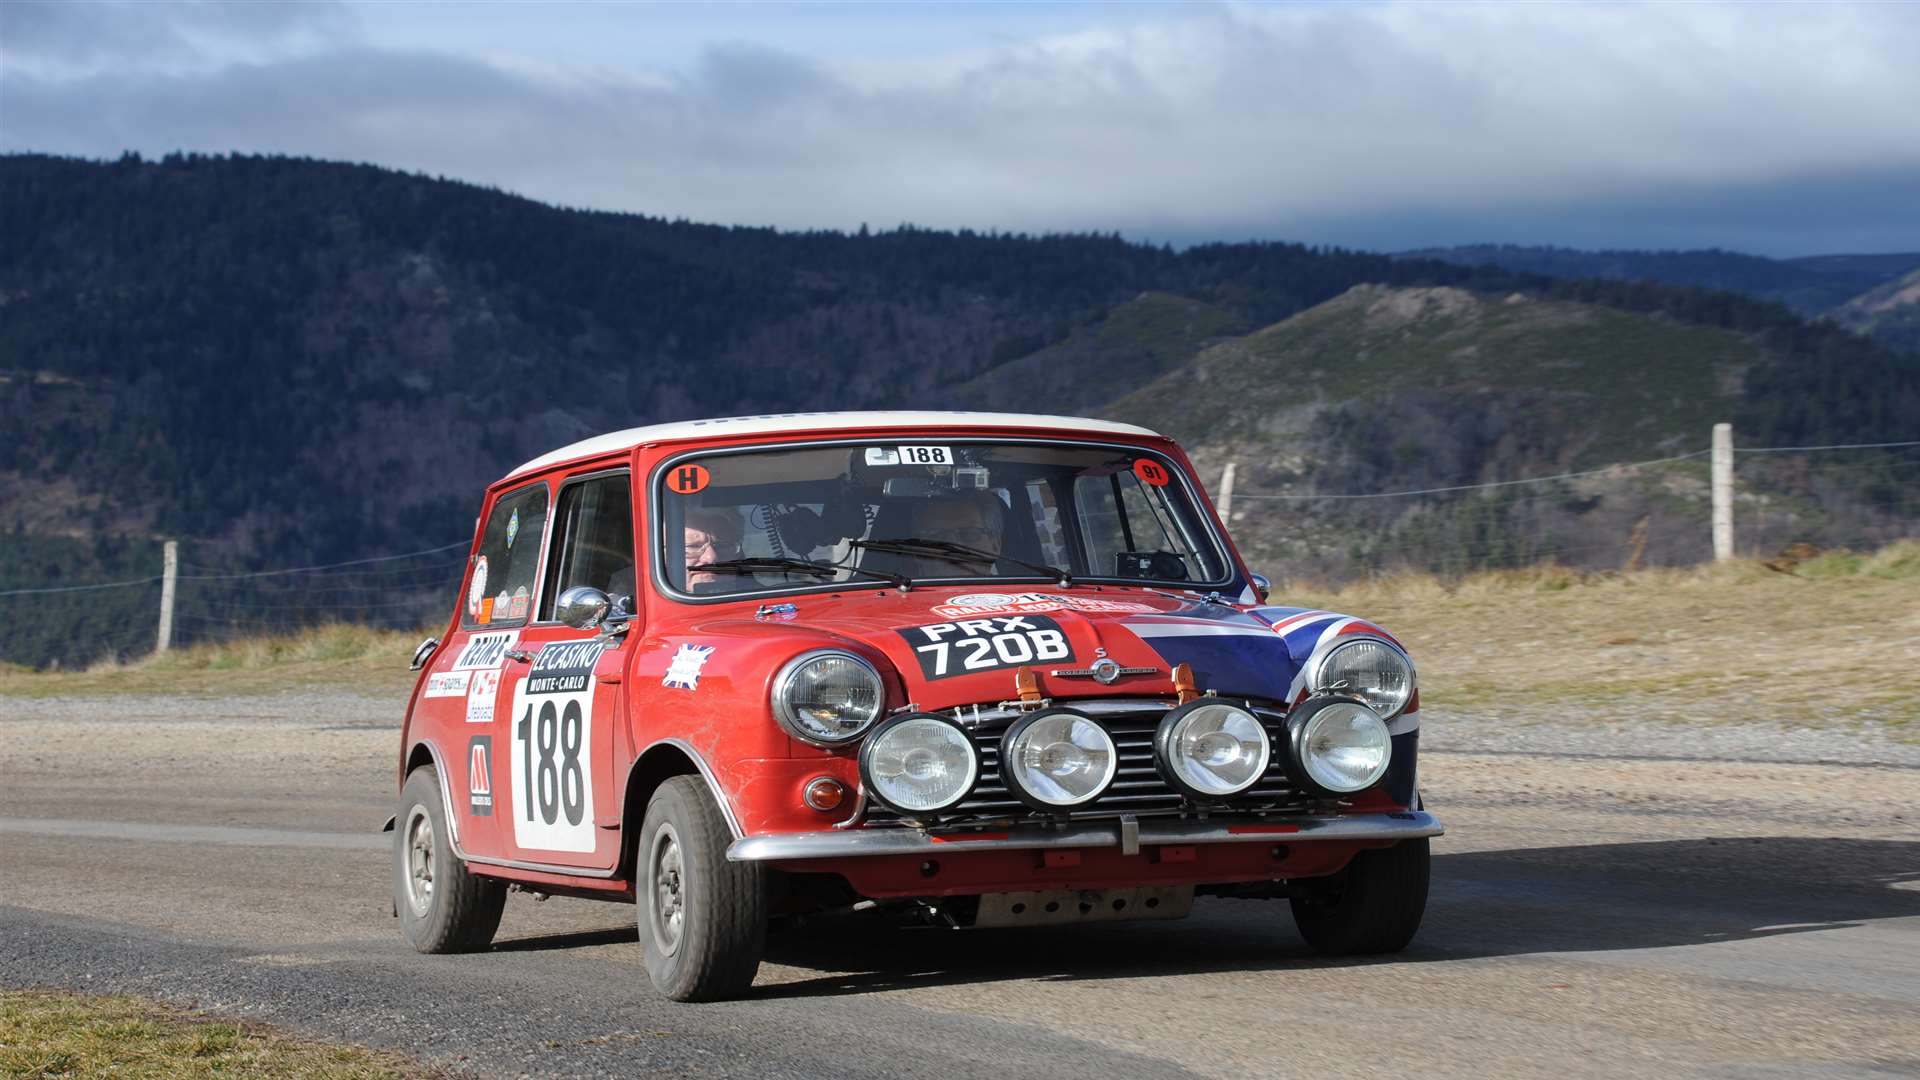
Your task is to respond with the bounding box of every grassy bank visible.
[0,989,432,1078]
[1286,540,1920,732]
[3,544,1914,732]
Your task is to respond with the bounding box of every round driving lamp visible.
[1312,638,1415,720]
[859,713,979,815]
[999,708,1118,810]
[771,650,885,746]
[1154,699,1272,800]
[1284,695,1393,796]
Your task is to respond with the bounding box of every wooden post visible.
[156,540,178,653]
[1711,423,1733,562]
[1217,462,1237,523]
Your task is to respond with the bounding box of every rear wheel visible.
[1289,838,1430,955]
[395,766,506,953]
[638,776,767,1001]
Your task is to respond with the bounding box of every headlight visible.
[1155,699,1271,799]
[772,650,884,746]
[1286,697,1392,795]
[1313,638,1415,719]
[999,708,1117,810]
[860,713,978,814]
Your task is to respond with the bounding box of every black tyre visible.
[638,775,768,1002]
[1289,838,1430,955]
[395,765,506,953]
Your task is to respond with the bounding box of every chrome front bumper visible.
[727,810,1443,862]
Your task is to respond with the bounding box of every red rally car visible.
[390,411,1440,1000]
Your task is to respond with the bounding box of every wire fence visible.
[2,439,1915,669]
[1219,440,1920,583]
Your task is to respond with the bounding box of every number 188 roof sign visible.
[391,410,1438,1001]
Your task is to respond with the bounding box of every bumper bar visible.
[727,811,1443,863]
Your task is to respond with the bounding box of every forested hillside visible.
[4,153,1917,665]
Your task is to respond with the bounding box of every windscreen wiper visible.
[689,557,910,590]
[849,537,1071,586]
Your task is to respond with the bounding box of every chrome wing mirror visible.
[555,586,612,630]
[1249,572,1272,603]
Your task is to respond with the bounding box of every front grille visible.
[863,703,1314,827]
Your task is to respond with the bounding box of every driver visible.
[682,507,744,592]
[901,492,1004,577]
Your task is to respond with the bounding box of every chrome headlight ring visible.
[1284,694,1393,796]
[1304,635,1416,720]
[859,712,980,815]
[1153,698,1273,801]
[771,649,886,747]
[998,707,1119,811]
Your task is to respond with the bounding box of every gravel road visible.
[2,690,1916,1078]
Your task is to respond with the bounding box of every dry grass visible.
[3,545,1914,733]
[0,989,437,1078]
[1283,540,1920,734]
[0,624,422,699]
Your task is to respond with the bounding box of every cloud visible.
[4,1,1918,254]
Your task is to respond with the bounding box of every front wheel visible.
[1289,838,1430,955]
[395,765,506,953]
[638,776,768,1002]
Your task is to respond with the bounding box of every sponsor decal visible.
[666,463,711,494]
[505,508,520,550]
[929,592,1158,619]
[479,596,495,624]
[465,667,502,723]
[1132,458,1171,487]
[452,631,517,670]
[510,585,530,620]
[466,556,489,618]
[467,736,493,815]
[423,670,471,698]
[662,643,715,690]
[898,615,1072,679]
[509,639,605,852]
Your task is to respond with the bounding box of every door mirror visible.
[1249,572,1272,602]
[555,586,611,630]
[409,637,439,671]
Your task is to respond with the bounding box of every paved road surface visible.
[2,693,1915,1078]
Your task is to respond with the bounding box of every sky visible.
[4,1,1919,256]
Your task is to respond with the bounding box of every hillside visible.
[1830,267,1920,354]
[1101,285,1919,579]
[3,152,1918,665]
[1402,244,1920,316]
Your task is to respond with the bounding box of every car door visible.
[491,467,633,872]
[418,480,551,859]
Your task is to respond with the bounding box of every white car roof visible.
[507,411,1164,478]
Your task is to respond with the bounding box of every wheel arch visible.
[622,739,741,876]
[402,738,461,848]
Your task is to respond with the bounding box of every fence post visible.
[156,540,178,653]
[1711,423,1733,562]
[1217,462,1237,523]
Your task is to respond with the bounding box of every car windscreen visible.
[654,440,1230,598]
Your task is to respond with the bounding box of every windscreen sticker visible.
[898,615,1073,679]
[865,445,952,466]
[478,597,495,624]
[663,644,715,690]
[452,631,517,670]
[510,586,530,620]
[423,670,471,697]
[505,508,520,550]
[464,667,501,723]
[1132,458,1171,487]
[466,556,489,618]
[666,463,711,494]
[467,736,494,816]
[929,593,1159,619]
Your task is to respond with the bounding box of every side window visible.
[462,483,548,628]
[1072,467,1221,582]
[539,473,635,619]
